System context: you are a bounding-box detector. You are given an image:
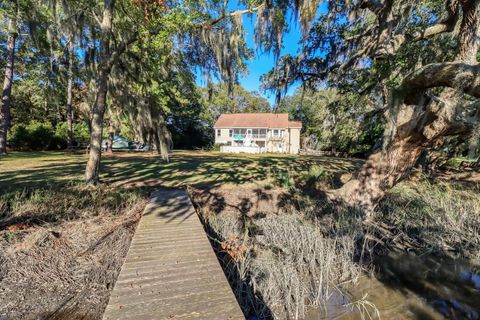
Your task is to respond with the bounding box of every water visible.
[305,253,480,319]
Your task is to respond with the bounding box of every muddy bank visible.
[190,184,295,217]
[0,187,147,320]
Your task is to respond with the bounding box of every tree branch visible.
[107,32,139,70]
[401,62,480,98]
[360,0,384,14]
[197,3,265,28]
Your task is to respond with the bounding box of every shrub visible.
[9,121,90,150]
[211,143,222,151]
[54,121,90,145]
[9,121,56,150]
[8,124,29,149]
[302,164,331,188]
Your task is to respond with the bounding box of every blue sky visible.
[196,2,329,106]
[237,14,303,105]
[196,7,305,106]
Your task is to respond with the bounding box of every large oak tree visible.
[261,0,480,210]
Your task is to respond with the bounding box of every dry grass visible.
[0,185,148,319]
[376,180,480,263]
[195,200,362,319]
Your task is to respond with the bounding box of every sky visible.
[237,14,303,105]
[196,7,305,106]
[196,2,329,106]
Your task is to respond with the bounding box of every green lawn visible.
[0,150,361,192]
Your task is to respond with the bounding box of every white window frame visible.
[217,129,221,137]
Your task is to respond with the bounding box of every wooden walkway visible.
[103,189,244,320]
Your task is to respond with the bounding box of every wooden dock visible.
[103,189,244,320]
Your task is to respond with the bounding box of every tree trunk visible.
[106,120,114,153]
[66,38,74,150]
[0,18,17,156]
[158,115,171,162]
[85,70,108,183]
[152,129,160,155]
[337,137,423,210]
[85,0,114,184]
[336,1,480,210]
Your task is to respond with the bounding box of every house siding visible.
[214,127,301,154]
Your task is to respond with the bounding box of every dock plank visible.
[103,189,244,320]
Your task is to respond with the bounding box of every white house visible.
[213,113,302,154]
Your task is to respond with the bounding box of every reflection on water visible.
[305,254,480,319]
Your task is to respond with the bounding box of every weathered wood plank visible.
[103,188,244,320]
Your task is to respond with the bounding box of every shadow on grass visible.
[0,151,362,194]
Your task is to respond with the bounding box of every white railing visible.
[231,134,267,139]
[220,145,266,153]
[269,135,283,140]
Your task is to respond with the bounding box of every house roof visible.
[214,113,302,129]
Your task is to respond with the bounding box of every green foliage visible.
[199,83,271,125]
[54,122,90,145]
[9,121,56,150]
[303,164,330,185]
[211,143,222,151]
[8,121,89,150]
[278,88,383,157]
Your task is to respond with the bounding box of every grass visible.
[2,150,479,319]
[0,150,361,192]
[198,209,363,319]
[0,182,148,319]
[377,180,480,263]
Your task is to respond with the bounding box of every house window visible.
[233,128,247,137]
[217,129,221,137]
[229,129,233,137]
[273,129,279,137]
[252,129,267,138]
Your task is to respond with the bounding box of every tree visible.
[277,88,382,156]
[1,0,50,155]
[262,0,480,210]
[0,15,17,155]
[84,0,143,183]
[83,0,265,183]
[200,83,271,124]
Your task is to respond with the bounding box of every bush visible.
[10,121,55,150]
[9,121,90,150]
[54,121,90,145]
[8,124,29,149]
[302,164,331,187]
[211,143,222,151]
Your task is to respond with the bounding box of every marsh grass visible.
[194,177,480,319]
[197,204,362,319]
[377,180,480,263]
